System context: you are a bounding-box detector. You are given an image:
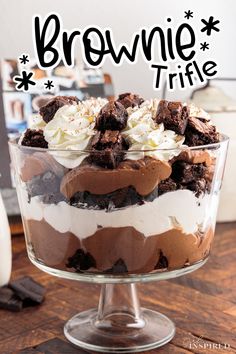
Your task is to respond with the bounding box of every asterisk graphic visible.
[201,16,220,36]
[19,54,29,65]
[184,10,193,19]
[14,71,36,91]
[44,80,54,90]
[200,42,209,51]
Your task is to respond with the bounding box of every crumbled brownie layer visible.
[21,129,48,149]
[95,100,128,131]
[155,100,189,135]
[158,160,210,197]
[89,130,129,168]
[117,92,144,109]
[70,185,159,210]
[39,96,79,123]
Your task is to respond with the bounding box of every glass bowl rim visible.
[8,133,229,154]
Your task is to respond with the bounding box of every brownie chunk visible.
[105,259,128,274]
[186,178,208,197]
[66,249,96,271]
[96,101,128,131]
[158,178,177,196]
[117,92,144,109]
[171,161,207,184]
[155,251,168,269]
[155,100,189,135]
[39,95,79,123]
[89,130,129,168]
[184,117,220,146]
[21,129,48,149]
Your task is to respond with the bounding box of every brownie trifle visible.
[15,93,221,274]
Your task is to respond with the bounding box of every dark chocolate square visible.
[9,276,45,304]
[0,287,23,312]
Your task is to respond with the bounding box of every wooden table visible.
[0,222,236,354]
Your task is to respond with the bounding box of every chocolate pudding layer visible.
[24,218,213,274]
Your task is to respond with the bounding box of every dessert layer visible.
[20,187,215,237]
[60,157,172,199]
[24,219,213,273]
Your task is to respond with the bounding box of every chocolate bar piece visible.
[9,276,45,304]
[117,92,144,109]
[96,101,128,131]
[39,96,79,123]
[184,116,220,146]
[21,129,48,149]
[0,287,23,312]
[155,100,189,135]
[89,130,129,168]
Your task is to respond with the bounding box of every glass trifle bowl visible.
[9,95,229,353]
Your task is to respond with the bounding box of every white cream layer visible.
[19,188,217,240]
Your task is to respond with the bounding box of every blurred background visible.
[0,0,236,222]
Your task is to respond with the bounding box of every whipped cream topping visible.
[30,114,47,130]
[43,98,108,168]
[20,96,214,167]
[122,99,185,161]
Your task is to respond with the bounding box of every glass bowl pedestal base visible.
[64,283,175,353]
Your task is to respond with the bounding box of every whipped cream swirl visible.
[43,98,107,168]
[122,99,185,161]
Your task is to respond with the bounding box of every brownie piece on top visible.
[117,92,144,109]
[184,116,220,146]
[155,100,189,135]
[89,130,129,168]
[21,129,48,149]
[95,100,128,131]
[39,96,79,123]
